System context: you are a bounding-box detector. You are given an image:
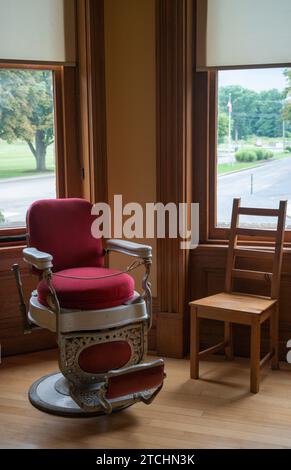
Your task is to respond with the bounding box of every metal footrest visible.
[29,373,136,417]
[29,360,165,417]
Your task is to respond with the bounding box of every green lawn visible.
[0,141,55,179]
[218,152,291,175]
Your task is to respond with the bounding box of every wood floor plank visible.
[1,350,291,449]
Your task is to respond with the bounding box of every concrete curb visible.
[0,172,54,184]
[218,160,279,178]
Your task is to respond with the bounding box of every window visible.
[0,68,56,229]
[216,68,291,231]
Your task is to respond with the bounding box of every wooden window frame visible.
[194,69,291,246]
[0,63,81,245]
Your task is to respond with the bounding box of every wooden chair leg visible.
[250,319,261,393]
[190,306,199,379]
[270,305,279,370]
[224,322,234,360]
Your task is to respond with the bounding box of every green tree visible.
[0,69,54,171]
[219,85,284,140]
[218,112,229,143]
[283,69,291,122]
[219,85,258,139]
[255,89,283,138]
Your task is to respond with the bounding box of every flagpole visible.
[228,93,232,154]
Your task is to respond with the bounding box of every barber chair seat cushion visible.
[37,267,135,310]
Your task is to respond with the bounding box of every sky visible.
[219,68,289,92]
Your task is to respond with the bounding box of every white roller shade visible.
[0,0,76,64]
[197,0,291,69]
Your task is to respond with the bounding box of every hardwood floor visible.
[1,349,291,449]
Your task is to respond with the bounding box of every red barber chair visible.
[12,198,165,417]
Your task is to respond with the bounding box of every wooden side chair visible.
[190,198,287,393]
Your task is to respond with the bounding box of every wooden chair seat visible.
[192,292,276,321]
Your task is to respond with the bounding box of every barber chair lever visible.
[11,264,33,334]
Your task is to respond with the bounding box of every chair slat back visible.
[225,198,287,300]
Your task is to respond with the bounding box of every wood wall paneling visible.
[0,247,56,357]
[104,0,157,293]
[77,0,108,204]
[54,67,82,198]
[192,71,210,242]
[156,0,193,357]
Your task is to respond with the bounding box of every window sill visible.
[0,232,27,249]
[193,242,291,253]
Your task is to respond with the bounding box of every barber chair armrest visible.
[23,247,53,271]
[106,239,152,327]
[106,239,152,259]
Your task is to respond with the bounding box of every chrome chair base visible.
[28,372,135,417]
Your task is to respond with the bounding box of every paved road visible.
[0,174,55,227]
[218,157,291,228]
[1,158,291,229]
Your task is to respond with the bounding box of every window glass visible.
[217,68,291,229]
[0,69,56,228]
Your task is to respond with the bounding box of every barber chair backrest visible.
[27,198,104,272]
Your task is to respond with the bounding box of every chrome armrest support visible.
[11,264,32,334]
[105,239,153,328]
[43,269,61,343]
[21,247,61,340]
[141,257,152,328]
